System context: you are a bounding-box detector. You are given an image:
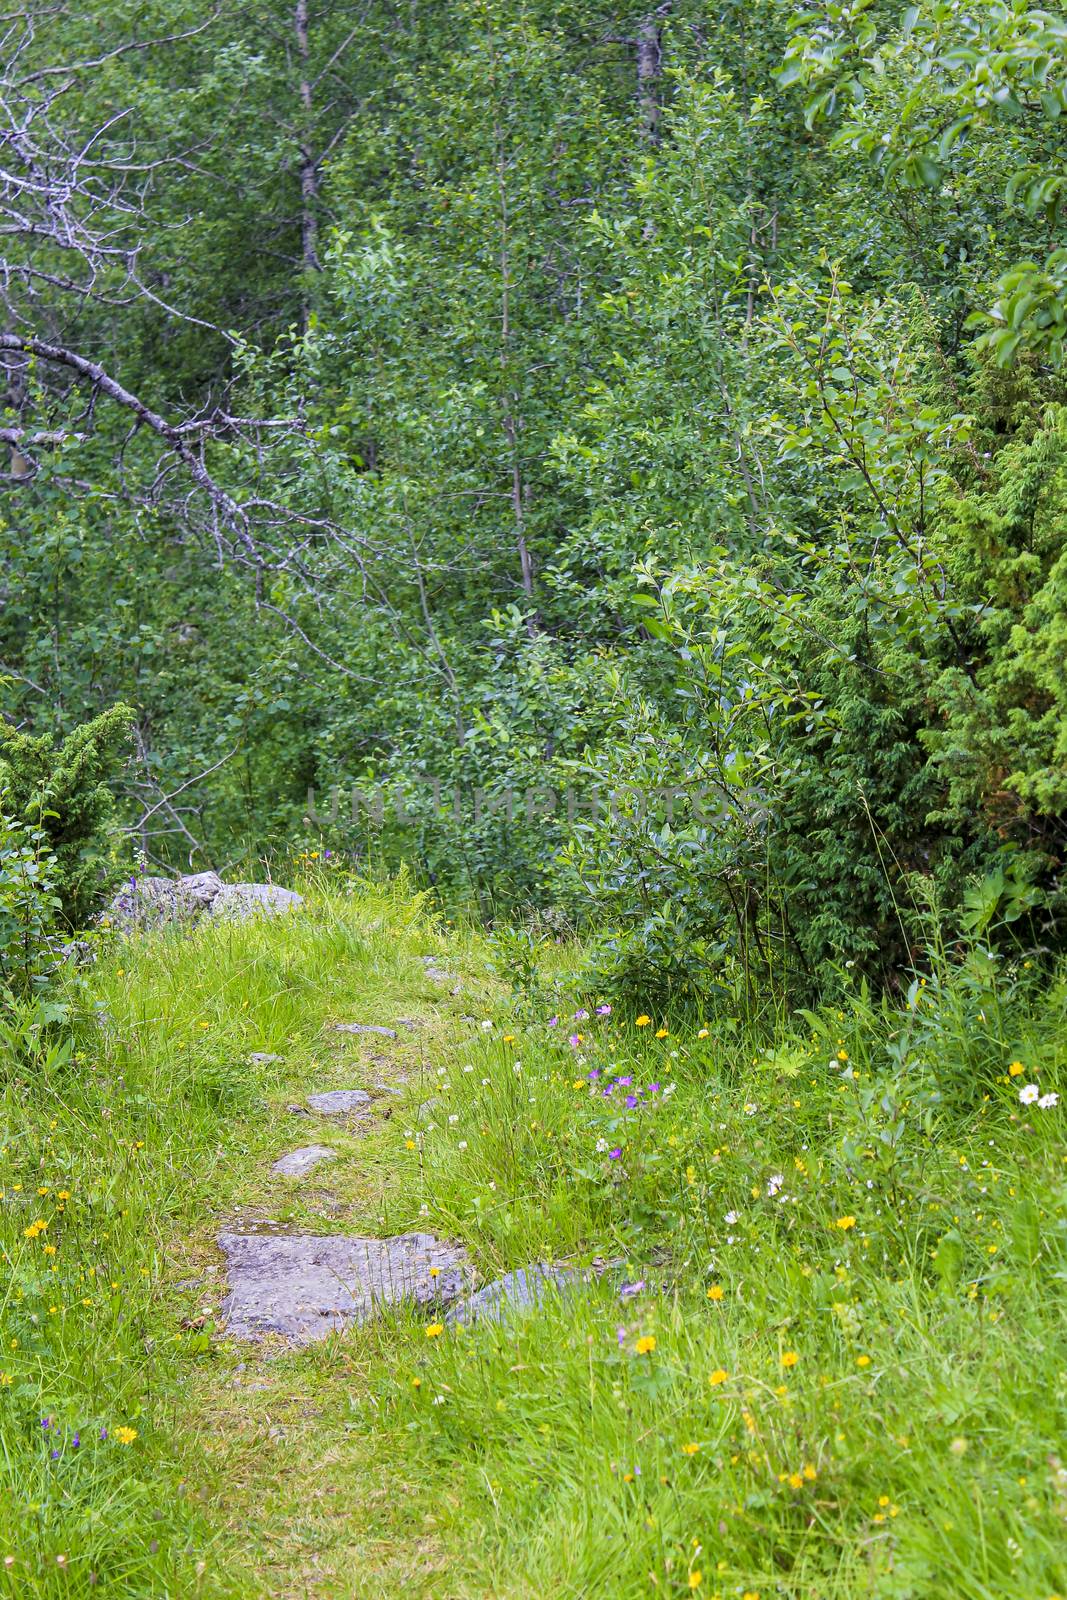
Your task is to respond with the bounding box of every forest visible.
[1,2,1066,1596]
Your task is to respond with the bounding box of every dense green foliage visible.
[2,0,1066,992]
[0,707,133,930]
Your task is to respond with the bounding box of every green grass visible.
[2,871,1066,1597]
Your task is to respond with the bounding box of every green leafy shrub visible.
[0,812,60,1002]
[0,704,133,930]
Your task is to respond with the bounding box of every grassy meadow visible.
[1,870,1065,1598]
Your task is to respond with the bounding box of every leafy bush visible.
[0,812,60,1002]
[0,704,133,930]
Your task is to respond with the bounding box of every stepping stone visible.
[271,1145,338,1178]
[307,1089,372,1115]
[218,1230,468,1344]
[249,1052,284,1066]
[445,1262,583,1327]
[332,1023,397,1038]
[421,956,453,983]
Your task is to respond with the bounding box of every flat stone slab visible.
[445,1262,583,1327]
[249,1052,284,1066]
[218,1231,468,1343]
[271,1145,338,1178]
[307,1089,372,1115]
[332,1023,397,1038]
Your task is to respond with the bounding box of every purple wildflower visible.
[596,1004,612,1016]
[608,1147,622,1160]
[648,1082,660,1094]
[568,1033,580,1047]
[617,1075,632,1087]
[624,1094,638,1109]
[587,1068,601,1080]
[574,1009,589,1021]
[547,1015,558,1028]
[71,1434,80,1449]
[99,1428,107,1442]
[51,1449,60,1460]
[40,1418,51,1431]
[616,1325,627,1346]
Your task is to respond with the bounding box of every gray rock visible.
[209,883,303,920]
[104,875,181,932]
[271,1145,338,1178]
[445,1263,584,1327]
[218,1230,468,1343]
[331,1023,397,1039]
[249,1052,284,1067]
[307,1089,372,1115]
[177,871,226,911]
[104,870,301,933]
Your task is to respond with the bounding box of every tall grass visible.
[2,874,1065,1598]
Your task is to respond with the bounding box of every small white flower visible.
[1038,1092,1059,1109]
[743,1102,757,1116]
[725,1209,740,1224]
[457,1140,468,1150]
[513,1063,522,1074]
[448,1114,459,1124]
[436,1066,446,1076]
[1019,1083,1040,1105]
[595,1138,609,1153]
[480,1020,493,1031]
[767,1174,783,1197]
[419,1203,429,1216]
[463,1065,473,1073]
[481,1077,490,1085]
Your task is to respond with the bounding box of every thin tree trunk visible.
[493,111,535,615]
[637,8,670,142]
[295,0,319,293]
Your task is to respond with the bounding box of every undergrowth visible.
[0,872,1064,1598]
